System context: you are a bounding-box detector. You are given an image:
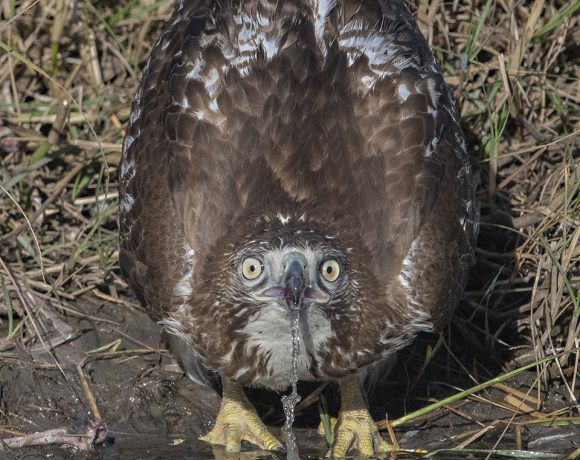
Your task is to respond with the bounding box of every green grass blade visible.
[424,448,559,458]
[390,347,580,428]
[465,0,494,59]
[534,0,580,39]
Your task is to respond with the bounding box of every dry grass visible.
[0,0,578,454]
[415,0,579,396]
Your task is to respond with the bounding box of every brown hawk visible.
[119,0,477,456]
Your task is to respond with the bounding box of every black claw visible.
[273,444,287,454]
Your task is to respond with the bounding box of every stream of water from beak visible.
[281,308,301,459]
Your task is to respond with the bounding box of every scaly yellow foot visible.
[199,378,284,453]
[327,375,395,458]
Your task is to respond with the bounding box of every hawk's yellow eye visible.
[241,257,263,280]
[320,259,340,282]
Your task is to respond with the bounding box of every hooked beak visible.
[285,258,305,308]
[254,252,330,306]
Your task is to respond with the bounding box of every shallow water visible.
[98,437,573,460]
[281,308,302,460]
[98,435,424,459]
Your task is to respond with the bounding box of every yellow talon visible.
[326,375,395,458]
[200,378,284,452]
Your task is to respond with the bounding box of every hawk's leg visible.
[327,374,395,457]
[199,377,284,452]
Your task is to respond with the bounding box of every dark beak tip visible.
[284,258,307,308]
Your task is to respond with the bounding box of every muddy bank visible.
[0,297,577,459]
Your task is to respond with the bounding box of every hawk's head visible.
[166,209,430,390]
[224,230,349,314]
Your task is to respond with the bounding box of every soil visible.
[0,296,577,459]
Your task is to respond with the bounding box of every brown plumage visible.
[119,0,477,455]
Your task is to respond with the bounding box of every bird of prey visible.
[119,0,477,456]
